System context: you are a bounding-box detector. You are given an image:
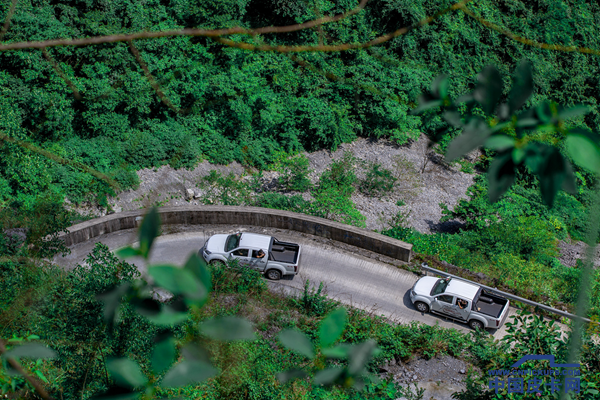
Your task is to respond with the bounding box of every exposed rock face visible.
[185,188,195,201]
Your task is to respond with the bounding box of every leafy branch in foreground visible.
[414,61,600,400]
[277,307,382,391]
[412,60,593,207]
[97,207,380,398]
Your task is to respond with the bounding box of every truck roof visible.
[446,279,480,300]
[239,233,271,250]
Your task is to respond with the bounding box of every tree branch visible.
[458,5,600,56]
[210,0,473,53]
[0,0,369,51]
[0,0,18,42]
[127,40,181,114]
[0,131,121,191]
[42,48,82,100]
[0,339,53,400]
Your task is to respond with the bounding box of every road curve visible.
[54,224,538,340]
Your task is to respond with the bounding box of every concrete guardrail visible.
[421,263,592,324]
[58,206,413,262]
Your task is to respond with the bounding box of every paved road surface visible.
[54,225,554,340]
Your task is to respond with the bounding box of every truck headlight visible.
[411,290,416,297]
[204,248,212,255]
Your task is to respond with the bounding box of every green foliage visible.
[359,163,398,198]
[0,335,55,395]
[289,280,337,318]
[415,61,600,209]
[209,259,267,296]
[277,307,382,391]
[199,170,252,206]
[312,152,366,227]
[253,192,315,215]
[271,151,313,192]
[453,310,600,399]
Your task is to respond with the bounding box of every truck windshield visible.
[431,279,449,296]
[225,234,240,252]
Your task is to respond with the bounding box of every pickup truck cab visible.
[199,232,301,281]
[410,276,510,330]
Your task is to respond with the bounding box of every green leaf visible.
[410,97,443,115]
[138,207,160,259]
[431,74,448,98]
[199,316,256,341]
[151,336,176,375]
[313,367,344,385]
[2,344,56,360]
[535,147,571,206]
[34,370,49,383]
[160,360,217,388]
[561,161,578,195]
[488,152,516,203]
[278,329,315,359]
[442,111,462,127]
[115,246,140,260]
[566,133,600,174]
[348,340,378,375]
[536,101,553,124]
[557,104,590,120]
[132,298,161,317]
[512,147,526,164]
[96,283,131,327]
[183,253,211,294]
[473,65,502,115]
[148,265,204,298]
[444,117,491,162]
[321,343,353,359]
[145,305,189,326]
[507,60,533,115]
[484,135,515,151]
[319,308,347,348]
[276,369,308,383]
[106,358,148,388]
[180,343,210,363]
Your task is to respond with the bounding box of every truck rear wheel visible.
[414,302,429,313]
[469,320,484,330]
[266,269,281,281]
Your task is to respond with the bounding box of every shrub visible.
[271,151,312,192]
[359,163,397,198]
[289,280,337,317]
[312,152,366,227]
[209,259,267,295]
[199,170,252,206]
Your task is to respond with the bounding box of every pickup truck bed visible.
[474,292,507,318]
[270,240,300,264]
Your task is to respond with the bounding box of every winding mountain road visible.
[53,224,550,340]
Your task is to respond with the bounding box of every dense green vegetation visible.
[3,0,600,398]
[1,0,600,213]
[3,242,598,399]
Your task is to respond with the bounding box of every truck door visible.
[431,294,456,316]
[453,297,470,320]
[249,249,268,272]
[229,248,250,267]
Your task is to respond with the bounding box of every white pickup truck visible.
[199,232,301,281]
[410,276,510,330]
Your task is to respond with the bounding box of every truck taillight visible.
[496,319,499,327]
[294,265,297,273]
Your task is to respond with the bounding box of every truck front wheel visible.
[469,320,484,330]
[266,269,282,280]
[414,302,429,313]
